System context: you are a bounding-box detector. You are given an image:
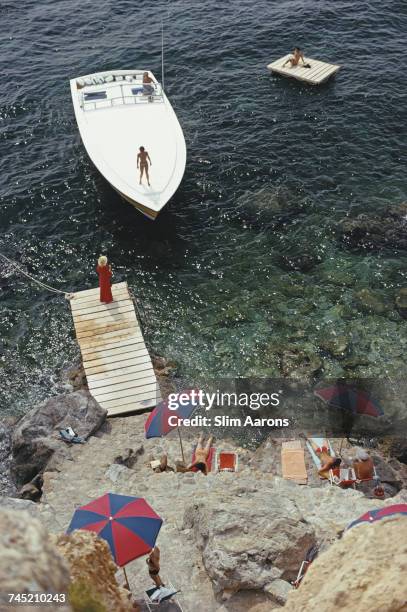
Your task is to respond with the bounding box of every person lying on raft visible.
[309,439,341,478]
[185,433,214,475]
[283,47,311,68]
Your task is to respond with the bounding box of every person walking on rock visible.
[147,546,164,588]
[96,255,113,303]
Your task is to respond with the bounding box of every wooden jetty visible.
[267,55,340,85]
[69,281,160,416]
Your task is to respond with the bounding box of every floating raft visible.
[267,55,340,85]
[69,281,160,417]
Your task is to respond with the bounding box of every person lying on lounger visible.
[186,432,214,475]
[309,439,341,477]
[283,47,311,68]
[319,455,341,476]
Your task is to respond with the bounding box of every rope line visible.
[0,252,71,297]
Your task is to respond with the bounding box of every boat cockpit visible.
[76,71,164,111]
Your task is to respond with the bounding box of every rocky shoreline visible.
[1,358,407,611]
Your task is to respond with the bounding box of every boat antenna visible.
[161,17,165,92]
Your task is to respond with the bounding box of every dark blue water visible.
[0,0,406,416]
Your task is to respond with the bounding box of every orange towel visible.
[282,442,308,485]
[218,451,237,471]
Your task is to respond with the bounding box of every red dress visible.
[97,265,113,303]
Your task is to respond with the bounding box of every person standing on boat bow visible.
[137,146,152,187]
[96,255,113,303]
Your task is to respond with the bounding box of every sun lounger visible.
[329,467,357,488]
[281,441,307,485]
[292,545,319,588]
[216,451,238,472]
[355,464,379,484]
[191,446,216,472]
[306,437,335,479]
[144,581,183,611]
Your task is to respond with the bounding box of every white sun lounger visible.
[144,581,183,611]
[306,437,335,469]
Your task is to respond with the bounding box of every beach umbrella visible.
[346,503,407,530]
[67,493,162,586]
[314,385,384,417]
[145,389,198,463]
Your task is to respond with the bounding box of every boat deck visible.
[70,69,187,218]
[69,282,160,416]
[267,55,340,85]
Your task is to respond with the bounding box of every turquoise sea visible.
[0,0,406,416]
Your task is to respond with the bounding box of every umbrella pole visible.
[177,427,186,464]
[123,566,130,590]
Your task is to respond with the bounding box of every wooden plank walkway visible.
[69,281,160,416]
[267,54,340,85]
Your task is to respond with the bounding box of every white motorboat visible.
[70,70,186,220]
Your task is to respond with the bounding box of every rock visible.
[54,530,133,612]
[0,509,71,610]
[0,496,41,517]
[19,481,42,502]
[324,269,355,287]
[182,484,317,597]
[286,516,407,612]
[114,445,144,468]
[60,363,88,392]
[370,453,402,489]
[354,288,389,315]
[318,334,350,359]
[11,390,106,485]
[249,437,281,474]
[152,353,176,377]
[34,410,407,611]
[339,201,407,252]
[386,438,407,464]
[264,578,293,604]
[105,463,130,483]
[342,355,371,369]
[237,186,303,229]
[279,252,318,272]
[278,345,323,380]
[395,288,407,319]
[0,418,16,495]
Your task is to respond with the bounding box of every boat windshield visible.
[78,74,164,111]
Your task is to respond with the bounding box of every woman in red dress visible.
[96,255,113,303]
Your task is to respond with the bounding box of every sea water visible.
[0,0,406,416]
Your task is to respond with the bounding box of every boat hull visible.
[117,188,159,220]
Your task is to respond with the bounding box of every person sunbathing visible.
[319,455,341,476]
[283,47,311,68]
[309,439,341,477]
[353,448,374,480]
[186,433,214,475]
